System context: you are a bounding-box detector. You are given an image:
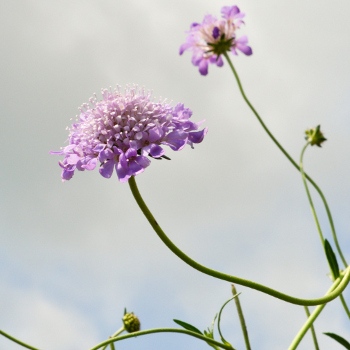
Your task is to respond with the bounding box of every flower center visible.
[207,34,235,56]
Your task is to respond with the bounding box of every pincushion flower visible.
[180,5,252,75]
[51,86,207,182]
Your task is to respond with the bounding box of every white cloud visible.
[0,283,99,350]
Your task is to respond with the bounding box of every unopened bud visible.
[122,310,141,333]
[305,125,327,147]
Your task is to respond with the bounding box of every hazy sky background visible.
[1,1,350,349]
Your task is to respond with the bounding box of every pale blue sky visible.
[1,1,350,349]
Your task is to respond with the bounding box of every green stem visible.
[288,280,339,350]
[101,327,125,350]
[304,306,319,350]
[0,330,40,350]
[299,143,324,244]
[231,285,251,350]
[111,327,125,337]
[339,294,350,319]
[301,141,350,315]
[223,52,348,269]
[90,328,235,350]
[300,143,350,317]
[289,303,326,350]
[217,296,236,346]
[128,176,350,306]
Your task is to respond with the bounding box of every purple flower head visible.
[51,86,207,182]
[179,5,252,75]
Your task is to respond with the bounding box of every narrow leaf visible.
[324,332,350,349]
[203,330,220,350]
[324,239,340,279]
[173,319,203,335]
[203,313,218,340]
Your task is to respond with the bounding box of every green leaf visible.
[203,315,221,349]
[324,332,350,349]
[173,319,203,335]
[324,239,340,279]
[203,313,218,340]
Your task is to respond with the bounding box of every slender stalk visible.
[101,327,125,350]
[300,143,350,317]
[299,143,324,244]
[223,52,348,268]
[0,330,39,350]
[289,303,326,349]
[304,306,319,350]
[217,296,236,346]
[90,328,235,350]
[288,280,339,350]
[110,327,125,337]
[128,176,350,306]
[231,285,251,350]
[339,294,350,319]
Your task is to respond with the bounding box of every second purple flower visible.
[180,5,253,75]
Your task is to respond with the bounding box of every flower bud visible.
[122,310,141,333]
[305,125,327,147]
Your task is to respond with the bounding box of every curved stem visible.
[301,144,350,316]
[110,326,125,337]
[289,304,326,349]
[128,176,350,306]
[300,144,350,316]
[0,330,39,350]
[288,279,340,350]
[90,328,235,350]
[299,143,324,244]
[101,327,125,350]
[217,296,235,346]
[223,52,348,268]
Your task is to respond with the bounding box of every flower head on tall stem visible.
[51,86,207,182]
[180,5,252,75]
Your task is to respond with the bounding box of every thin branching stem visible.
[304,306,319,350]
[299,143,325,244]
[90,328,235,350]
[231,285,251,350]
[288,280,336,350]
[300,143,350,317]
[0,330,39,350]
[128,176,350,306]
[223,52,348,268]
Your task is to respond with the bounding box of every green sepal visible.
[203,314,217,339]
[203,314,219,350]
[324,332,350,349]
[304,125,327,147]
[173,319,203,335]
[324,239,340,279]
